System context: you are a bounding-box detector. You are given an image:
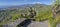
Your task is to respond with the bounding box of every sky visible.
[0,0,52,6]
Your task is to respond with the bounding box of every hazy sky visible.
[0,0,52,6]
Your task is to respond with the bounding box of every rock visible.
[28,21,48,27]
[56,24,60,27]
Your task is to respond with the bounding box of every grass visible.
[35,7,59,27]
[36,9,52,21]
[0,5,59,27]
[48,17,57,27]
[35,11,58,27]
[0,13,21,25]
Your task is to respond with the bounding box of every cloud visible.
[32,2,42,4]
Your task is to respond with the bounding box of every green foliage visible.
[35,5,52,21]
[11,13,21,21]
[48,17,57,27]
[0,4,55,27]
[0,25,3,27]
[0,9,21,24]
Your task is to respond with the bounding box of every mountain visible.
[0,3,52,25]
[0,4,50,11]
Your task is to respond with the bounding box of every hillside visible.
[0,4,52,25]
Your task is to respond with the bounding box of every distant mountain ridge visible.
[0,4,50,11]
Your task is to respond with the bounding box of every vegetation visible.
[0,0,60,27]
[0,4,52,24]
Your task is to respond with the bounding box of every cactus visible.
[20,7,37,18]
[28,7,37,18]
[51,0,60,27]
[21,7,36,18]
[52,0,60,18]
